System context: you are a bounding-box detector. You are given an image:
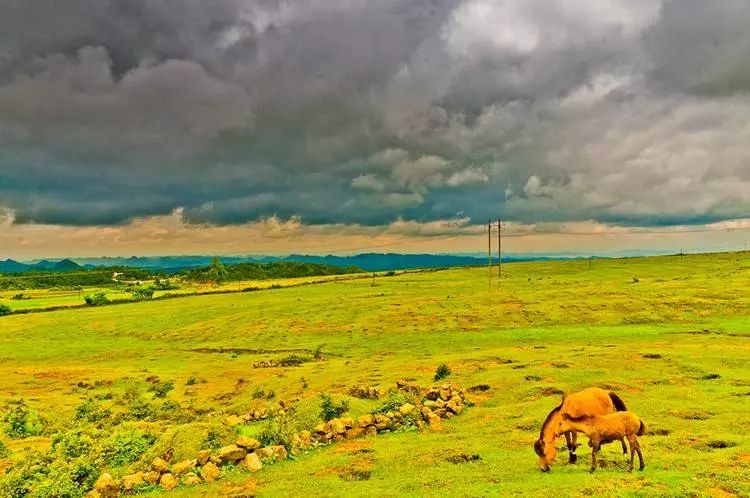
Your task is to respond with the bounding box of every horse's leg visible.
[627,435,636,472]
[621,437,628,454]
[590,440,600,473]
[565,432,577,463]
[635,437,645,471]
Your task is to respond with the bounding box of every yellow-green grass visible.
[0,252,749,497]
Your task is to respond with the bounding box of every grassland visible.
[0,252,749,497]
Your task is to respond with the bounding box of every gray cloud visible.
[0,0,748,229]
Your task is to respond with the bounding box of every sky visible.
[0,0,749,259]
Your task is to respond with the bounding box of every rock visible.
[218,444,247,463]
[160,473,179,490]
[346,427,365,439]
[256,447,274,460]
[197,449,212,466]
[121,472,144,492]
[435,398,447,409]
[271,445,288,461]
[399,403,416,415]
[328,418,347,434]
[423,400,437,408]
[425,388,440,400]
[152,457,170,473]
[172,459,197,476]
[365,426,378,436]
[236,436,262,450]
[374,414,391,431]
[446,399,463,415]
[435,408,447,418]
[298,430,312,447]
[85,492,101,498]
[93,473,118,498]
[182,472,202,485]
[143,471,160,485]
[201,462,221,482]
[340,417,355,428]
[226,414,243,426]
[426,411,442,428]
[357,414,375,427]
[439,389,451,401]
[313,423,327,435]
[245,452,263,472]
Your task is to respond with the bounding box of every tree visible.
[207,258,227,285]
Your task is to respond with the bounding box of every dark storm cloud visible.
[0,0,748,228]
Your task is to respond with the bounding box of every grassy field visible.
[0,252,748,497]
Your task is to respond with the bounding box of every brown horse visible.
[534,387,628,471]
[556,411,646,473]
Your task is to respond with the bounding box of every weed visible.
[320,393,349,421]
[434,363,451,381]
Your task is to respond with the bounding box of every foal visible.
[534,387,628,471]
[557,411,646,473]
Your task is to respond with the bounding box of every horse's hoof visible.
[639,466,645,471]
[569,454,578,464]
[589,468,596,474]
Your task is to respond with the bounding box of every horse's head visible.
[534,437,557,472]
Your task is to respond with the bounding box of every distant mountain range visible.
[0,258,82,274]
[1,252,585,274]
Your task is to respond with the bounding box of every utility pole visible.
[497,219,504,281]
[487,220,492,288]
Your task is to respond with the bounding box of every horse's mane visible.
[539,403,563,439]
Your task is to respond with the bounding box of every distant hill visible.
[3,252,603,275]
[0,258,82,274]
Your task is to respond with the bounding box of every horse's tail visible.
[637,420,646,436]
[608,392,627,412]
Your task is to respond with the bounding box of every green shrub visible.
[101,430,156,467]
[434,363,451,381]
[126,397,157,421]
[0,304,11,316]
[130,286,155,301]
[3,400,43,439]
[0,440,10,459]
[52,429,96,459]
[84,292,110,306]
[319,393,349,421]
[277,354,309,367]
[74,398,111,424]
[148,380,174,399]
[373,391,413,415]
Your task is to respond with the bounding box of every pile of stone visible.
[226,400,290,425]
[309,382,466,443]
[87,381,468,496]
[87,437,288,497]
[348,385,385,399]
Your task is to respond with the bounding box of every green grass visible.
[0,251,748,497]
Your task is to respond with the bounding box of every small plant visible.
[313,344,326,360]
[130,286,155,301]
[204,428,224,450]
[73,398,111,424]
[300,377,308,389]
[101,430,157,467]
[277,354,308,367]
[434,363,452,382]
[148,380,174,398]
[185,376,198,386]
[3,400,43,439]
[252,387,266,399]
[84,292,110,306]
[0,440,10,459]
[373,391,412,415]
[319,393,349,421]
[0,304,11,316]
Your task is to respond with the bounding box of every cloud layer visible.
[0,0,748,231]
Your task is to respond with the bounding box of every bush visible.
[52,429,96,459]
[130,286,155,301]
[74,398,112,424]
[148,380,174,399]
[84,292,110,306]
[0,304,11,316]
[3,400,43,439]
[373,391,413,415]
[101,430,157,467]
[277,354,309,367]
[0,440,10,459]
[319,394,349,421]
[434,363,452,382]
